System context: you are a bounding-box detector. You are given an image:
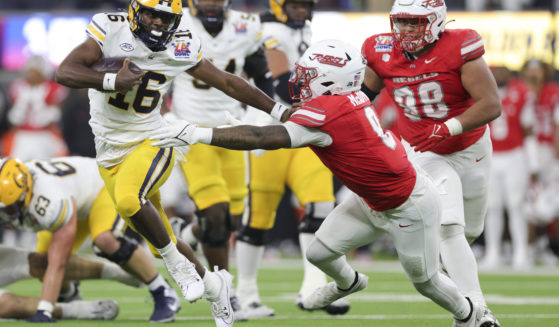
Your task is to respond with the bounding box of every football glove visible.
[150,121,212,148]
[409,123,450,152]
[27,310,56,323]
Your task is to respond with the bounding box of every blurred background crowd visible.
[0,0,558,272]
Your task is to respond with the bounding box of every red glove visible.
[410,123,450,152]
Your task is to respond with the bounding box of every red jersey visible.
[288,91,416,211]
[490,79,534,152]
[362,29,486,154]
[8,78,68,130]
[534,82,559,145]
[373,88,400,139]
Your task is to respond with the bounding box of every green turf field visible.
[3,258,559,326]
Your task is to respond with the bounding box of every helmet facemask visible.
[389,0,447,53]
[390,14,434,52]
[289,64,319,100]
[189,0,231,30]
[130,0,182,52]
[284,0,315,29]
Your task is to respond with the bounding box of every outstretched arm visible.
[210,125,291,150]
[187,59,288,120]
[151,120,332,150]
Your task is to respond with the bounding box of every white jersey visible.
[86,12,203,167]
[261,19,311,69]
[171,10,263,127]
[14,157,105,233]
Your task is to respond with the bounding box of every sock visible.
[235,241,263,304]
[306,239,355,290]
[202,268,220,299]
[147,273,167,292]
[58,302,78,319]
[484,205,504,263]
[298,233,327,297]
[100,261,142,287]
[157,241,185,268]
[440,226,486,306]
[509,207,528,266]
[181,223,198,247]
[413,273,471,320]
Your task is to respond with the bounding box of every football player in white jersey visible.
[55,0,290,325]
[231,0,348,317]
[168,0,274,293]
[0,157,183,323]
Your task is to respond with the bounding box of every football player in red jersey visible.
[480,66,537,271]
[360,1,501,325]
[152,39,490,327]
[520,59,559,266]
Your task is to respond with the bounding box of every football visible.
[90,57,143,74]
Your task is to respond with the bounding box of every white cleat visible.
[168,260,204,302]
[74,300,119,320]
[452,298,500,327]
[301,272,368,311]
[479,306,501,327]
[242,301,275,318]
[296,294,350,315]
[206,269,234,327]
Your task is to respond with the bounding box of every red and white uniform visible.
[533,82,559,181]
[362,29,493,237]
[284,91,442,283]
[2,78,68,161]
[484,79,535,268]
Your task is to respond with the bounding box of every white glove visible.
[150,121,212,148]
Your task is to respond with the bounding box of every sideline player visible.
[0,157,180,323]
[152,39,491,327]
[55,0,291,325]
[360,0,501,325]
[480,66,537,270]
[232,0,346,317]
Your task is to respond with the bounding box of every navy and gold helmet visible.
[270,0,317,29]
[129,0,183,51]
[0,158,33,226]
[187,0,232,29]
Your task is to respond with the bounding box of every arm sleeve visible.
[283,121,332,148]
[244,46,275,98]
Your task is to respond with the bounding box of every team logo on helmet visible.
[423,0,444,7]
[308,54,349,67]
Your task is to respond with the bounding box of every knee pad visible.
[440,224,464,242]
[115,194,142,218]
[236,225,267,246]
[298,201,334,233]
[198,206,231,248]
[94,236,138,266]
